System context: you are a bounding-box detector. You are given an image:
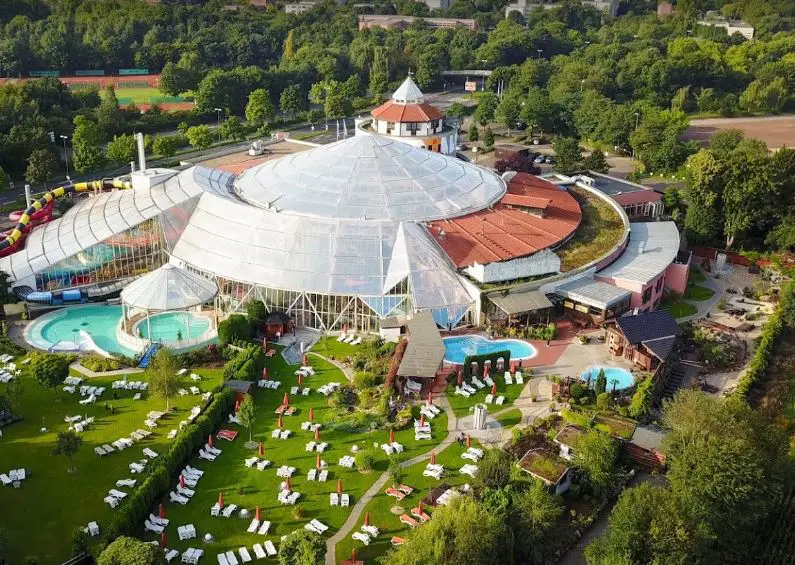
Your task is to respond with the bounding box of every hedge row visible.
[733,281,795,398]
[462,349,512,380]
[105,387,235,540]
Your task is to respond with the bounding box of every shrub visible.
[217,314,252,346]
[462,349,512,380]
[353,371,380,390]
[30,352,75,388]
[356,448,378,471]
[628,378,654,420]
[596,392,612,410]
[570,383,586,399]
[80,355,122,372]
[223,345,264,381]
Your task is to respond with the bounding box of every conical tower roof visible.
[121,263,218,310]
[391,75,425,104]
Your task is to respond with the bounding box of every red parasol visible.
[285,477,291,492]
[316,453,321,469]
[430,451,436,465]
[283,392,289,406]
[262,337,267,351]
[258,441,264,457]
[309,407,315,422]
[419,413,425,427]
[179,474,186,488]
[457,369,463,385]
[262,366,268,380]
[298,373,303,386]
[302,354,308,366]
[160,532,167,548]
[389,429,395,444]
[343,323,348,333]
[418,500,423,513]
[218,492,224,509]
[337,478,343,495]
[363,512,370,527]
[483,364,489,378]
[255,506,261,522]
[277,415,283,429]
[314,427,320,441]
[427,392,433,406]
[351,549,357,562]
[235,399,240,413]
[159,504,165,520]
[466,434,471,448]
[491,383,497,395]
[208,434,214,448]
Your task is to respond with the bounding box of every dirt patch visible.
[683,115,795,149]
[390,505,405,515]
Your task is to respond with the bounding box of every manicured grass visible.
[334,440,477,564]
[684,284,715,301]
[310,336,359,362]
[0,359,223,564]
[558,187,626,272]
[662,301,698,319]
[445,375,528,418]
[100,86,191,105]
[690,268,706,283]
[495,408,523,429]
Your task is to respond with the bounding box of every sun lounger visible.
[381,443,394,455]
[484,394,494,404]
[307,469,316,481]
[271,429,281,439]
[245,457,259,468]
[264,541,277,557]
[280,430,291,440]
[343,334,355,344]
[423,468,442,479]
[341,494,350,507]
[222,504,238,518]
[109,488,127,499]
[117,479,137,488]
[484,375,494,386]
[310,519,328,533]
[399,514,419,528]
[397,484,414,495]
[247,519,260,533]
[170,492,190,505]
[239,547,252,563]
[145,519,165,534]
[516,374,524,384]
[391,536,406,546]
[385,487,406,501]
[337,333,347,342]
[496,395,505,405]
[150,513,169,527]
[305,441,316,452]
[177,485,195,498]
[352,532,370,545]
[329,493,339,506]
[0,474,11,486]
[199,449,217,461]
[411,507,431,522]
[302,388,310,396]
[257,521,271,535]
[256,459,271,471]
[95,446,107,456]
[318,469,328,482]
[316,442,327,451]
[217,554,229,565]
[165,549,180,563]
[143,448,159,459]
[104,496,119,508]
[210,503,220,516]
[252,544,266,560]
[415,432,431,441]
[87,521,100,536]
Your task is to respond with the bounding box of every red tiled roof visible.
[501,194,550,209]
[609,190,662,206]
[371,100,443,122]
[430,173,582,268]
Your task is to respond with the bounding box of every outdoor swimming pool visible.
[136,312,211,342]
[580,366,635,391]
[25,305,136,356]
[443,335,537,364]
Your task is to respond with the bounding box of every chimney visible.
[136,132,146,172]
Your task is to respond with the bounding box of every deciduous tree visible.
[246,88,275,127]
[106,133,137,165]
[185,125,212,152]
[277,530,324,565]
[98,536,166,565]
[30,352,71,389]
[573,430,619,499]
[147,348,181,411]
[238,394,257,445]
[54,430,82,473]
[25,148,57,186]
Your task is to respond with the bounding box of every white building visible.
[355,76,458,156]
[697,17,755,40]
[284,1,315,13]
[506,0,618,19]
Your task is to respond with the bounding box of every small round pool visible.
[580,366,635,391]
[136,312,210,343]
[25,305,137,356]
[443,335,537,365]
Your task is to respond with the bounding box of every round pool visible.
[25,305,137,356]
[135,312,211,343]
[580,366,635,391]
[443,335,537,365]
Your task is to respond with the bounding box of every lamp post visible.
[60,135,70,180]
[480,60,488,91]
[473,146,479,165]
[214,108,223,145]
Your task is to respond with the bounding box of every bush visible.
[628,377,654,420]
[355,448,378,471]
[30,352,75,388]
[217,314,252,346]
[570,383,586,400]
[80,355,122,372]
[462,349,511,380]
[596,392,612,410]
[223,345,264,381]
[353,371,380,390]
[106,387,235,540]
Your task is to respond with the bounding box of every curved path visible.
[309,351,355,382]
[324,395,459,565]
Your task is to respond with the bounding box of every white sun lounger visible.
[247,519,260,533]
[170,492,190,505]
[217,554,229,565]
[222,504,238,518]
[264,541,277,557]
[225,551,239,565]
[352,532,370,545]
[145,519,164,534]
[239,547,252,563]
[165,549,180,563]
[253,544,267,559]
[257,521,271,535]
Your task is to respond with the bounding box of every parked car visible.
[534,155,545,164]
[544,156,553,164]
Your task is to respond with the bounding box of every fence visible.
[688,244,752,267]
[119,68,149,75]
[75,70,105,76]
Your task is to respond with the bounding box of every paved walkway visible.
[679,268,724,324]
[308,352,354,382]
[324,395,459,565]
[70,362,144,378]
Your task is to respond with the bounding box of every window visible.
[407,123,419,135]
[642,287,653,304]
[655,276,664,293]
[386,121,395,134]
[431,119,440,131]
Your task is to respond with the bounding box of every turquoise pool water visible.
[443,335,537,364]
[25,305,136,356]
[137,312,210,342]
[580,366,635,391]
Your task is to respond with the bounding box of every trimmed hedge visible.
[462,349,511,380]
[223,345,265,381]
[734,281,795,398]
[105,387,235,540]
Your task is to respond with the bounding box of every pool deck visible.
[550,327,634,381]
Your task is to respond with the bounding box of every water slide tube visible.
[0,178,133,257]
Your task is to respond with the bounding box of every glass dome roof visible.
[234,135,505,222]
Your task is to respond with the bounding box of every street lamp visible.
[214,108,223,144]
[60,135,70,180]
[536,49,543,59]
[480,59,488,91]
[634,112,640,130]
[473,146,479,164]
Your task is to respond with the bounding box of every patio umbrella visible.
[159,504,165,520]
[258,441,264,457]
[483,364,489,378]
[343,322,348,334]
[208,434,214,448]
[161,532,167,548]
[337,478,343,495]
[351,550,357,562]
[302,354,308,366]
[418,500,423,513]
[490,383,497,396]
[262,337,267,351]
[316,453,321,469]
[430,451,436,465]
[466,435,471,448]
[389,429,395,443]
[427,392,433,406]
[285,477,291,492]
[309,407,315,422]
[218,493,224,509]
[457,370,463,385]
[298,373,303,386]
[235,400,240,413]
[255,506,261,522]
[363,512,370,527]
[314,427,320,441]
[262,367,268,380]
[277,415,283,429]
[179,474,186,488]
[283,392,290,406]
[419,414,425,427]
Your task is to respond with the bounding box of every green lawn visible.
[558,187,626,272]
[99,86,191,105]
[690,268,706,283]
[662,301,698,319]
[334,440,477,564]
[684,283,715,301]
[495,408,523,429]
[0,359,223,564]
[310,336,358,362]
[445,375,528,418]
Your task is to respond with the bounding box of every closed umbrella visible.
[285,477,291,492]
[283,392,289,406]
[262,367,268,380]
[161,532,167,548]
[302,354,308,366]
[314,427,320,441]
[430,451,436,465]
[258,441,264,457]
[351,550,357,562]
[364,512,370,527]
[218,492,224,509]
[255,506,261,522]
[316,453,321,469]
[262,337,267,351]
[277,415,283,429]
[389,429,395,444]
[159,504,165,520]
[337,478,343,495]
[179,474,186,488]
[491,383,497,396]
[418,500,423,513]
[457,370,463,385]
[208,434,214,448]
[309,407,315,422]
[483,364,489,378]
[427,392,433,406]
[419,413,425,427]
[466,434,471,448]
[298,373,303,386]
[235,399,240,413]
